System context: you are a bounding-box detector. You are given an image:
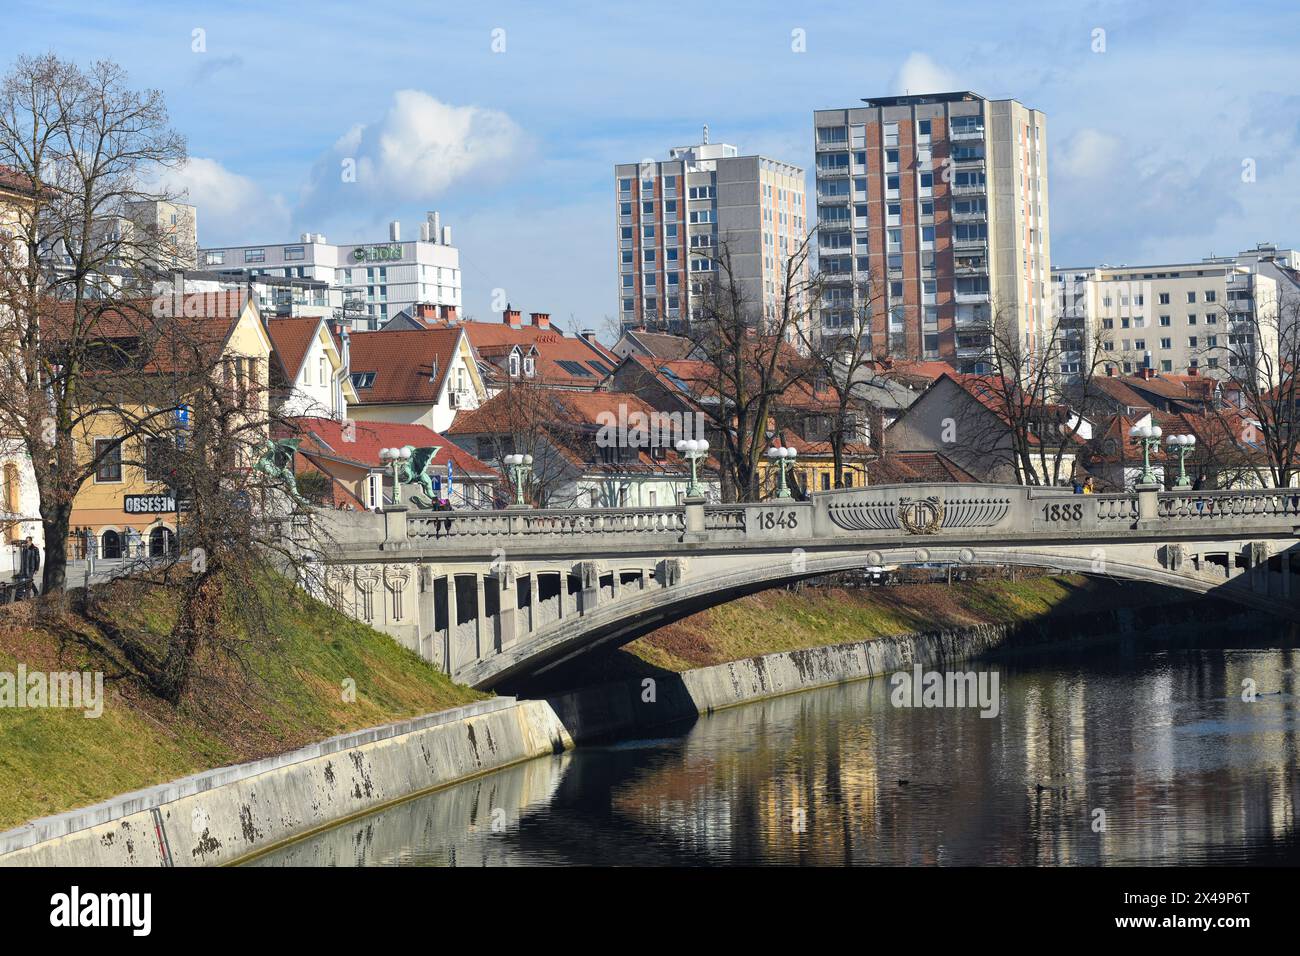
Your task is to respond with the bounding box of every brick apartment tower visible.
[615,130,807,334]
[812,91,1050,372]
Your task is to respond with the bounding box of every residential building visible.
[887,372,1089,485]
[812,91,1050,371]
[346,326,486,434]
[448,389,718,507]
[387,306,619,396]
[286,417,499,512]
[265,315,356,421]
[0,166,43,577]
[615,131,807,333]
[66,291,272,557]
[610,328,700,362]
[1051,257,1279,383]
[198,212,461,331]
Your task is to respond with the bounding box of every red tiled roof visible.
[265,316,322,380]
[348,327,462,406]
[283,416,497,475]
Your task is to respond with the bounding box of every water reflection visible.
[251,646,1299,866]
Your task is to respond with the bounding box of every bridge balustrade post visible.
[683,496,706,541]
[494,564,518,650]
[382,506,408,548]
[575,560,599,614]
[1135,484,1160,526]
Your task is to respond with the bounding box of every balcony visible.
[953,237,987,252]
[951,183,986,196]
[952,208,987,222]
[950,126,984,141]
[815,137,849,152]
[816,166,850,178]
[954,262,988,277]
[955,290,991,304]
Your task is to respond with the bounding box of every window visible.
[1188,314,1197,325]
[1159,315,1171,326]
[95,438,122,482]
[284,246,305,261]
[618,178,632,193]
[918,119,932,137]
[1187,291,1197,303]
[144,438,169,482]
[1159,292,1170,304]
[1160,337,1172,349]
[1205,290,1217,302]
[244,248,265,263]
[204,250,224,266]
[351,371,376,389]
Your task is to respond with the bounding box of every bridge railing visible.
[406,506,685,541]
[1157,488,1300,521]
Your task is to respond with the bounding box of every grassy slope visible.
[532,574,1188,689]
[0,576,485,833]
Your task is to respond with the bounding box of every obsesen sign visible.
[123,494,188,515]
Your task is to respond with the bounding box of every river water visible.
[251,643,1299,866]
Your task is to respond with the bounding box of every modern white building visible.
[198,212,462,331]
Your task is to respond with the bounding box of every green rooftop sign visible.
[351,244,403,262]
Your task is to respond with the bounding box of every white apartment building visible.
[615,131,807,333]
[1052,246,1291,385]
[198,212,461,331]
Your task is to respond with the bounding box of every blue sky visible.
[6,0,1300,331]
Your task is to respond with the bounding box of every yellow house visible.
[755,429,873,498]
[69,291,272,559]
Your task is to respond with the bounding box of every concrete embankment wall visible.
[0,593,1266,866]
[545,596,1267,742]
[0,697,570,867]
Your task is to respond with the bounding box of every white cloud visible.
[1055,128,1123,180]
[156,157,290,244]
[297,91,526,219]
[893,53,958,96]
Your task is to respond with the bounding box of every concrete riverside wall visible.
[0,697,571,867]
[544,597,1267,742]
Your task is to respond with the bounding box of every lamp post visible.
[674,438,710,498]
[378,445,412,506]
[1166,433,1197,488]
[503,453,534,508]
[766,445,798,499]
[1128,423,1163,486]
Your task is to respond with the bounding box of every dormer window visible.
[524,355,536,378]
[509,351,521,377]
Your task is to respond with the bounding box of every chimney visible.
[389,220,401,242]
[441,226,452,246]
[443,305,458,323]
[579,328,598,344]
[300,232,311,243]
[867,404,886,454]
[431,211,441,241]
[505,308,523,328]
[420,222,431,242]
[531,312,551,330]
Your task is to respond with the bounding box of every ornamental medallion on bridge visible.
[898,496,945,535]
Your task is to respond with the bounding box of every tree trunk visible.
[40,500,72,594]
[156,571,224,703]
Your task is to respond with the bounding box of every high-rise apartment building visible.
[615,132,807,333]
[812,91,1050,371]
[198,211,461,330]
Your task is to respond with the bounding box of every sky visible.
[6,0,1300,334]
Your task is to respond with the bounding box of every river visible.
[250,642,1299,866]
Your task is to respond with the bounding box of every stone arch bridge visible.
[297,484,1300,690]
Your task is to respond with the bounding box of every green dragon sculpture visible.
[253,437,305,504]
[398,446,442,508]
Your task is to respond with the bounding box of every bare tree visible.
[0,54,187,593]
[677,232,820,501]
[1201,288,1300,488]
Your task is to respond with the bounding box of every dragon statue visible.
[253,437,305,504]
[398,446,442,508]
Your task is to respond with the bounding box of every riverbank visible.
[0,574,485,833]
[0,572,1273,865]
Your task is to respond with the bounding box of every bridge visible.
[296,483,1300,690]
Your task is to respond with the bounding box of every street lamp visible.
[1166,433,1197,488]
[503,453,534,508]
[675,438,710,499]
[378,445,412,506]
[1128,423,1163,486]
[766,445,798,499]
